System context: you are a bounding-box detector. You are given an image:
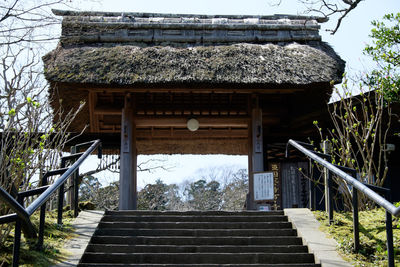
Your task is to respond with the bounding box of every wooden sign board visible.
[254,172,274,201]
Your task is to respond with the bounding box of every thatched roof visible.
[43,10,345,87]
[44,42,344,86]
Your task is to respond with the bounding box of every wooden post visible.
[119,94,137,210]
[248,95,264,210]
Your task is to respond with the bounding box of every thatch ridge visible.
[53,9,329,22]
[43,42,345,86]
[57,11,323,46]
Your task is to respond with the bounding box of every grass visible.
[0,210,76,267]
[313,208,400,266]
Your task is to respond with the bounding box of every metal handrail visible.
[26,139,101,216]
[287,139,397,267]
[0,186,36,238]
[0,139,102,266]
[287,139,400,217]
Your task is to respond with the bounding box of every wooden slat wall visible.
[281,162,309,209]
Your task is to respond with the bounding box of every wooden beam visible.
[119,94,137,210]
[94,113,251,126]
[96,117,282,134]
[94,107,251,116]
[135,117,249,128]
[94,106,122,115]
[136,128,248,139]
[88,91,99,132]
[248,95,264,210]
[82,86,306,94]
[92,124,248,138]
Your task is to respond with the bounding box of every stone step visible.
[94,228,298,237]
[105,210,285,216]
[79,210,319,266]
[80,252,316,264]
[78,264,321,267]
[85,244,310,254]
[101,215,288,222]
[98,221,293,229]
[90,236,304,246]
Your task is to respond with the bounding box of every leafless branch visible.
[80,156,174,179]
[0,0,19,23]
[81,156,121,177]
[0,0,92,246]
[137,158,174,173]
[330,0,363,34]
[276,0,366,34]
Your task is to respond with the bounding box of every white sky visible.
[71,0,400,189]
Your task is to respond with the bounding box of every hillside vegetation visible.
[314,207,400,267]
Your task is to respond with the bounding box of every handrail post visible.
[37,173,48,251]
[308,171,313,210]
[12,219,22,267]
[386,210,394,267]
[12,195,24,267]
[309,159,316,211]
[57,184,64,225]
[322,141,333,224]
[385,191,394,267]
[71,145,79,218]
[327,170,333,224]
[352,187,359,252]
[57,159,66,225]
[74,171,79,217]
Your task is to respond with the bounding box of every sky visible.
[68,0,400,189]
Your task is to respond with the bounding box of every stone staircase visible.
[78,210,320,267]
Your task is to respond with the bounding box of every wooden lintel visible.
[94,106,122,115]
[87,87,305,94]
[95,107,250,117]
[93,126,248,138]
[96,116,281,133]
[135,117,249,128]
[136,128,248,139]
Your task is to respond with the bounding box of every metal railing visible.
[0,139,102,266]
[286,139,399,267]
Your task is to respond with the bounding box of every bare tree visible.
[181,167,248,211]
[302,0,364,34]
[81,155,174,178]
[76,156,175,212]
[271,0,366,34]
[0,0,85,249]
[220,169,248,211]
[313,78,392,210]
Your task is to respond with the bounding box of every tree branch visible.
[329,0,364,34]
[284,0,366,34]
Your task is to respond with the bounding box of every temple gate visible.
[43,10,345,210]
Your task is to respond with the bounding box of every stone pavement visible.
[285,208,353,267]
[53,210,104,267]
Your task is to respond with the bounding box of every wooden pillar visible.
[247,95,264,210]
[119,94,137,210]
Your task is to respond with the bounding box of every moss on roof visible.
[43,42,345,86]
